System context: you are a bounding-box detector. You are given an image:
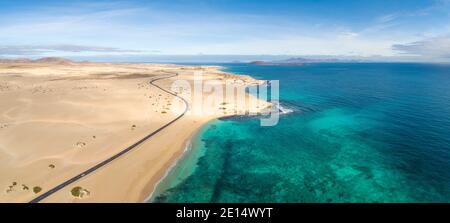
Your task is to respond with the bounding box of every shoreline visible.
[143,128,197,202]
[0,61,269,202]
[142,77,272,202]
[142,115,237,202]
[142,66,272,202]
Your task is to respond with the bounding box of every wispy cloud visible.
[0,44,147,56]
[392,35,450,58]
[376,13,401,24]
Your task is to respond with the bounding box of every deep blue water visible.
[153,63,450,202]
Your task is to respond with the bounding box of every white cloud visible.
[0,45,148,56]
[392,36,450,58]
[376,14,400,23]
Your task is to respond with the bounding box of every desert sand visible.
[0,59,270,202]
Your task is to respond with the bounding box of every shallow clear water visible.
[153,63,450,202]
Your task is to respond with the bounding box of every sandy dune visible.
[0,61,270,202]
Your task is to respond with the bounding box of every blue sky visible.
[1,0,450,61]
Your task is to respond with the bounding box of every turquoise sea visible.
[152,63,450,202]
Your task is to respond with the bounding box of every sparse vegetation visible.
[71,186,82,197]
[49,164,55,169]
[22,184,29,190]
[33,186,42,194]
[75,141,86,148]
[71,186,90,198]
[6,182,17,193]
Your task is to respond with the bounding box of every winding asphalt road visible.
[29,73,189,203]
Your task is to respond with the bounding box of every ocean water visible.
[152,63,450,202]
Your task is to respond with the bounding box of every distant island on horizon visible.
[249,57,359,66]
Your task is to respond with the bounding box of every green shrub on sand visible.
[33,186,42,194]
[71,186,90,198]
